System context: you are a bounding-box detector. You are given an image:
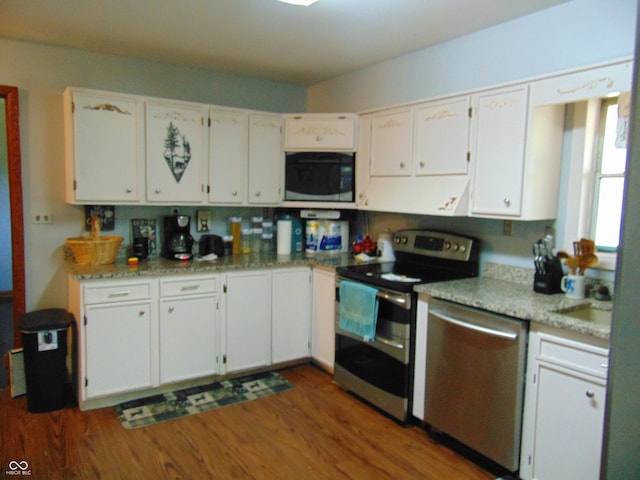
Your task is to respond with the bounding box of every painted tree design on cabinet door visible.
[163,121,192,183]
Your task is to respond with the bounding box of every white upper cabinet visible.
[283,114,357,151]
[369,106,413,177]
[64,88,144,204]
[248,113,283,204]
[469,86,529,216]
[413,96,470,176]
[208,108,248,204]
[469,85,565,219]
[145,100,208,203]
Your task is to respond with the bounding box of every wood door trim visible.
[1,85,26,348]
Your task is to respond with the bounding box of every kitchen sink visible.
[555,305,612,327]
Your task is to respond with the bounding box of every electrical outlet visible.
[503,220,513,236]
[33,213,53,224]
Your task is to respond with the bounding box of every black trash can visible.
[19,308,74,413]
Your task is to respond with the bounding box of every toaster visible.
[199,234,225,257]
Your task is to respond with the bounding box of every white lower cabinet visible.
[222,269,272,373]
[272,267,311,364]
[519,325,609,480]
[311,267,335,372]
[159,275,219,384]
[68,278,160,405]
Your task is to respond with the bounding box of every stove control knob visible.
[401,236,408,245]
[444,241,452,250]
[394,236,401,244]
[459,244,467,253]
[451,243,460,252]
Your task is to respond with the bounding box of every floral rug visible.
[114,371,293,429]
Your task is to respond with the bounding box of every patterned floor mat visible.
[114,371,294,429]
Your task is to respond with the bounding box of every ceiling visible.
[0,0,569,86]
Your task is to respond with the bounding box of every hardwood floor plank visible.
[0,364,495,479]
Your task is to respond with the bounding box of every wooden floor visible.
[0,364,495,479]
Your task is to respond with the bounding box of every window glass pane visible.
[601,104,627,174]
[594,177,624,250]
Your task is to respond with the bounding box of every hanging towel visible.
[339,280,379,341]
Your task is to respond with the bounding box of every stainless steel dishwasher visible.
[424,298,528,473]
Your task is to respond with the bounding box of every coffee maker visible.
[162,215,194,260]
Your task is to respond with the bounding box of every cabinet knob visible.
[316,136,322,142]
[503,197,511,206]
[138,311,145,317]
[586,390,595,398]
[255,191,261,197]
[400,162,406,169]
[155,188,161,194]
[419,161,425,168]
[232,190,238,196]
[126,188,133,193]
[168,306,175,314]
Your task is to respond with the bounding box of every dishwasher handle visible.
[430,310,518,341]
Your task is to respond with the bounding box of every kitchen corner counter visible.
[65,252,355,281]
[414,267,613,340]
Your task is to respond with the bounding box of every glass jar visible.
[241,228,252,254]
[228,217,242,254]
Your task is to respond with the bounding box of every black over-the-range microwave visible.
[284,151,355,202]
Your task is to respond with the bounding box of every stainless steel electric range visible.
[334,229,479,423]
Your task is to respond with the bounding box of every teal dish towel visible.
[339,280,379,341]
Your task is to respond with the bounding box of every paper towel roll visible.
[277,220,292,255]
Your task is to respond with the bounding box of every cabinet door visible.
[284,114,357,151]
[146,101,208,203]
[159,295,217,383]
[370,107,413,177]
[223,270,272,373]
[272,268,311,364]
[414,96,470,176]
[209,108,248,204]
[84,301,154,398]
[66,89,142,203]
[531,365,606,480]
[311,268,335,372]
[248,113,282,204]
[470,86,528,216]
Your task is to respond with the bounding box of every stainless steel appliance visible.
[284,151,355,202]
[334,229,479,423]
[425,298,528,472]
[162,215,194,261]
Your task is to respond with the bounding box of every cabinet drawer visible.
[83,281,153,304]
[536,332,609,379]
[160,275,218,297]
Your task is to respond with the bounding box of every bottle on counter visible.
[228,217,242,254]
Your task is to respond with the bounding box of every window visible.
[590,97,627,252]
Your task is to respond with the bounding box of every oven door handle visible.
[376,290,409,309]
[430,311,518,341]
[376,336,404,350]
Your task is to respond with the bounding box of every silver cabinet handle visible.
[180,285,199,291]
[126,188,133,193]
[430,311,518,341]
[155,188,161,194]
[108,291,131,298]
[255,191,261,197]
[232,190,238,196]
[138,311,146,317]
[503,197,511,206]
[399,162,406,168]
[376,336,404,350]
[168,306,175,313]
[419,161,425,168]
[586,390,595,398]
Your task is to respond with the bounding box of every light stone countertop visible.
[414,264,613,340]
[65,252,355,280]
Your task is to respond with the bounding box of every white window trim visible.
[559,99,617,272]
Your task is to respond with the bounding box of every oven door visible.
[334,277,415,421]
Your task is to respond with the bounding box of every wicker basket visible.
[66,215,123,265]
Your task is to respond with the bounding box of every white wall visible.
[308,0,636,113]
[308,0,637,279]
[0,37,306,311]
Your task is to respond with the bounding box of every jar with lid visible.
[228,217,242,254]
[262,221,274,254]
[241,228,253,254]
